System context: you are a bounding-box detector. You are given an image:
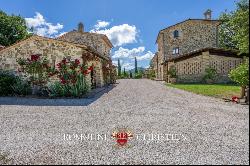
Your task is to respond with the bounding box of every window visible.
[173,30,179,38]
[172,47,180,55]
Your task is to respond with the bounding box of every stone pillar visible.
[201,51,210,74]
[167,61,175,83]
[95,61,104,87]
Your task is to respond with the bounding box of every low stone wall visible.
[173,51,243,83]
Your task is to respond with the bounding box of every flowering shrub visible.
[17,54,94,97]
[17,54,50,86]
[49,57,93,97]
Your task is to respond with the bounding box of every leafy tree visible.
[0,10,30,46]
[229,61,249,86]
[219,0,249,54]
[123,68,126,76]
[130,71,133,78]
[229,60,249,98]
[117,59,121,76]
[135,57,138,74]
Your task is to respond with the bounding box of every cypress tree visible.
[130,71,133,78]
[118,59,121,76]
[135,57,138,74]
[123,68,126,76]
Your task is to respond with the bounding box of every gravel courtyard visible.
[0,79,249,165]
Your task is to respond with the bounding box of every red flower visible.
[232,96,239,103]
[31,54,40,62]
[75,59,80,65]
[57,63,62,68]
[62,58,67,64]
[60,77,67,84]
[88,66,93,71]
[83,70,89,75]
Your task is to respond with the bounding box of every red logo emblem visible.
[112,128,133,147]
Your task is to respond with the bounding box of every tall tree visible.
[219,0,249,54]
[130,71,133,78]
[0,11,30,46]
[123,68,126,76]
[135,57,138,74]
[118,59,121,76]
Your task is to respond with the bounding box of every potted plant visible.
[168,66,177,84]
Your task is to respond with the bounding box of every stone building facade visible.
[153,10,244,83]
[0,23,114,88]
[151,53,159,79]
[57,23,113,59]
[166,48,243,83]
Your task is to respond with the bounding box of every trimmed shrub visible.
[11,77,32,96]
[0,71,16,96]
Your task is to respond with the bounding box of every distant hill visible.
[128,67,146,73]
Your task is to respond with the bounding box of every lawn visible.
[167,83,241,99]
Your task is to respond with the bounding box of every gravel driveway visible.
[0,79,249,165]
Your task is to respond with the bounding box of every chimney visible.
[78,22,84,33]
[204,9,212,20]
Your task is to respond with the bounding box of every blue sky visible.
[0,0,237,70]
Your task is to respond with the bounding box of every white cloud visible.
[91,24,137,47]
[57,32,67,37]
[94,20,110,30]
[122,63,134,70]
[136,51,154,61]
[25,12,64,38]
[25,12,45,27]
[112,47,145,59]
[112,46,153,61]
[112,59,123,66]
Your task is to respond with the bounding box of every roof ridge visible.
[164,47,242,63]
[0,35,88,54]
[57,30,113,48]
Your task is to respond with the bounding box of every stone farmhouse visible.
[152,10,244,83]
[0,23,115,88]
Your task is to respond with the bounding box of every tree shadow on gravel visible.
[0,84,117,106]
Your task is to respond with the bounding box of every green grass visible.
[167,83,241,99]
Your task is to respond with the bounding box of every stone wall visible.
[173,51,243,83]
[0,36,105,87]
[0,37,82,71]
[152,53,159,78]
[156,19,220,80]
[58,31,112,59]
[160,20,220,60]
